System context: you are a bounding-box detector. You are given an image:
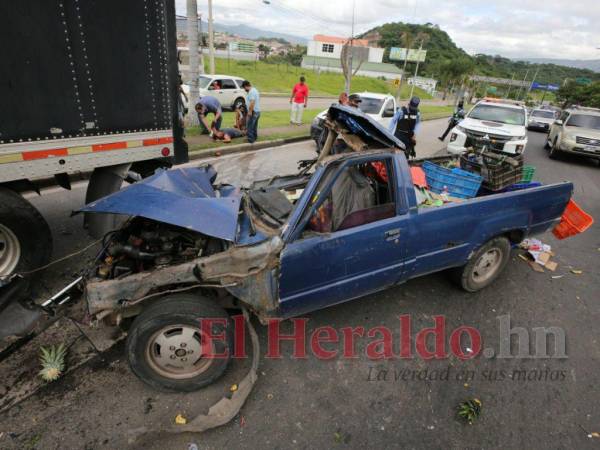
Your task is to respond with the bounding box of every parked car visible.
[447,98,528,155]
[190,74,248,110]
[546,106,600,162]
[311,92,397,150]
[81,104,573,392]
[527,108,558,131]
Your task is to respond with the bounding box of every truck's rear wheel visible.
[454,237,511,292]
[0,187,52,288]
[126,294,232,392]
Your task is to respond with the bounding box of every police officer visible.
[438,100,466,141]
[389,96,421,158]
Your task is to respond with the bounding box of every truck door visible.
[278,155,409,318]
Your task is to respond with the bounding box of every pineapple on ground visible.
[39,343,67,382]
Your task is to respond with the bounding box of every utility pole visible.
[344,0,356,94]
[505,73,515,99]
[517,69,529,101]
[207,0,215,75]
[187,0,200,125]
[409,40,423,99]
[526,67,540,99]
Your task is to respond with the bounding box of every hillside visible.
[362,22,600,85]
[524,58,600,72]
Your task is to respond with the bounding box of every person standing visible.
[242,80,260,143]
[195,95,223,135]
[289,76,309,125]
[389,96,421,158]
[438,100,466,141]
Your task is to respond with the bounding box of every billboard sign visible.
[531,82,560,92]
[389,47,427,62]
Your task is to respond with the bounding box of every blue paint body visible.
[276,152,572,318]
[82,105,573,319]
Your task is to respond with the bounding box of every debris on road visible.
[519,238,559,272]
[175,414,187,425]
[38,343,67,382]
[571,269,583,275]
[457,398,482,425]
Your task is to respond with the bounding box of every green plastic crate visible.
[521,165,535,182]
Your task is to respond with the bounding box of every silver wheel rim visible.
[0,223,21,279]
[472,248,502,284]
[145,324,213,380]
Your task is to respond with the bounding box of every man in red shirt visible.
[289,76,309,125]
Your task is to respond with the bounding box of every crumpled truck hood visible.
[79,166,242,241]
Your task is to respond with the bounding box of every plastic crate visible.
[553,199,594,240]
[422,161,482,199]
[502,181,542,192]
[521,165,535,182]
[460,153,523,191]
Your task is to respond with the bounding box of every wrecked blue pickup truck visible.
[81,105,573,391]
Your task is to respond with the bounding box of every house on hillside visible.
[301,34,402,79]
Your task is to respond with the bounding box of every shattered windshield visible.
[469,105,526,125]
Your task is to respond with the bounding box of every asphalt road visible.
[1,128,599,449]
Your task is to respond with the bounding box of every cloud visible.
[176,0,600,59]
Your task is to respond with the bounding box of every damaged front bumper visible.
[85,236,283,318]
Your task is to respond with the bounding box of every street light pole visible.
[207,0,215,75]
[409,40,423,99]
[344,0,356,94]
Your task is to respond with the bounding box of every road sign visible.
[389,47,427,62]
[393,78,401,87]
[576,77,592,86]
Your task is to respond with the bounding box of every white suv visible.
[196,74,247,110]
[447,99,528,155]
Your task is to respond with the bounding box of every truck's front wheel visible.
[455,237,511,292]
[126,294,233,392]
[0,187,52,289]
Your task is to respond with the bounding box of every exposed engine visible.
[95,218,224,280]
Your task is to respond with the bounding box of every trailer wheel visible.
[0,187,52,288]
[126,294,233,392]
[454,237,511,293]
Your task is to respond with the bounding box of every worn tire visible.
[0,187,52,289]
[126,294,233,392]
[454,237,511,293]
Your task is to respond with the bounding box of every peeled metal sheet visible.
[79,166,241,241]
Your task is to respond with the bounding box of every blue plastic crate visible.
[501,181,542,192]
[422,161,483,199]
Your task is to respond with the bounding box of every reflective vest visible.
[394,106,418,139]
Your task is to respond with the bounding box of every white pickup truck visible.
[311,93,397,149]
[447,99,529,156]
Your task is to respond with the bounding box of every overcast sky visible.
[175,0,600,60]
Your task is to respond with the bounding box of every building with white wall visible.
[304,35,402,79]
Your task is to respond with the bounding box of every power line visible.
[264,0,351,36]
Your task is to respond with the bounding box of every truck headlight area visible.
[450,133,458,142]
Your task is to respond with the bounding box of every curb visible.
[188,135,311,161]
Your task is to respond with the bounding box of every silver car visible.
[527,108,558,132]
[547,107,600,161]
